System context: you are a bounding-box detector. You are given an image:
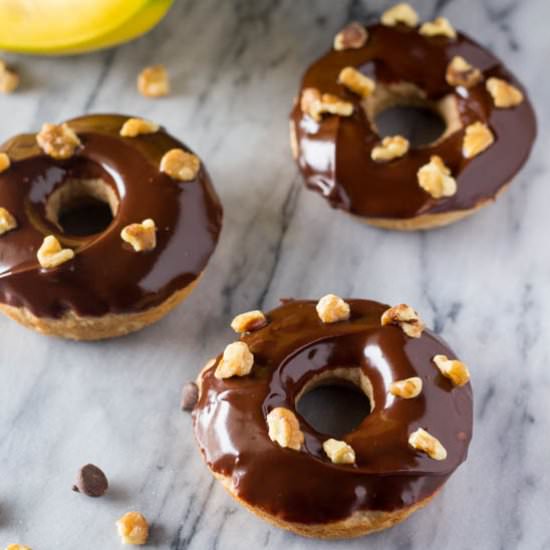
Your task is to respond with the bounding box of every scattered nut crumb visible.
[180,381,199,411]
[432,354,470,386]
[37,235,74,269]
[462,122,494,159]
[121,219,157,252]
[231,310,267,333]
[266,407,304,451]
[417,155,457,199]
[323,438,356,464]
[338,66,375,97]
[316,294,350,324]
[6,545,31,550]
[36,123,81,160]
[409,428,447,460]
[160,148,201,181]
[380,3,419,27]
[0,207,16,236]
[371,135,410,162]
[137,64,170,98]
[381,304,425,338]
[333,22,368,51]
[389,377,423,399]
[116,511,149,545]
[419,17,457,39]
[0,60,20,94]
[73,464,109,497]
[215,341,254,379]
[486,77,523,108]
[0,152,10,173]
[445,56,482,88]
[120,118,159,137]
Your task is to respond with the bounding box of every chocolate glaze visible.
[291,23,537,219]
[193,299,473,524]
[0,114,222,318]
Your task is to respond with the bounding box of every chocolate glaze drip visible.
[193,299,473,524]
[0,114,222,318]
[291,24,536,219]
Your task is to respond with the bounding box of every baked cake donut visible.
[290,3,536,230]
[0,114,222,339]
[193,297,473,538]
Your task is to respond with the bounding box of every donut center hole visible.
[46,178,119,236]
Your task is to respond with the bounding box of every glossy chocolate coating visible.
[193,299,473,524]
[291,24,537,219]
[0,114,222,318]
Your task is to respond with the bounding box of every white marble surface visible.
[0,0,548,548]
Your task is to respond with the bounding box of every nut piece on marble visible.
[409,428,447,460]
[231,310,267,334]
[419,17,456,39]
[0,207,17,235]
[0,152,11,173]
[6,545,32,550]
[0,60,20,94]
[36,123,81,160]
[120,118,159,137]
[486,77,524,108]
[323,438,356,464]
[371,135,409,162]
[116,511,149,545]
[446,56,482,88]
[380,3,419,27]
[417,155,457,199]
[338,67,375,98]
[121,219,157,252]
[180,381,199,411]
[137,64,170,98]
[72,464,109,497]
[463,122,494,159]
[160,148,201,181]
[381,304,425,338]
[37,235,75,269]
[433,354,471,386]
[316,294,351,324]
[333,22,368,51]
[214,341,254,379]
[389,377,423,399]
[267,407,304,451]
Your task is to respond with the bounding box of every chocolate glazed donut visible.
[193,298,473,538]
[0,114,222,339]
[290,9,536,230]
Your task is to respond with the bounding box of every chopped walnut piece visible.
[463,122,494,159]
[0,60,20,94]
[381,304,425,338]
[338,67,375,98]
[433,354,471,386]
[120,118,159,137]
[230,310,267,333]
[371,135,409,162]
[419,17,457,39]
[486,77,524,108]
[0,207,17,235]
[409,428,447,460]
[160,148,201,181]
[266,407,304,451]
[323,438,356,464]
[380,3,419,27]
[417,155,457,199]
[445,56,482,88]
[121,219,157,252]
[316,294,350,324]
[137,64,170,98]
[215,341,254,379]
[36,123,81,160]
[300,87,323,121]
[0,152,10,173]
[389,377,423,399]
[300,89,353,121]
[37,235,74,269]
[333,22,368,51]
[116,511,149,545]
[319,94,354,117]
[6,545,32,550]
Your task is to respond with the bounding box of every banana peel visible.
[0,0,174,55]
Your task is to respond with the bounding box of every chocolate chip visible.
[73,464,109,497]
[181,381,199,411]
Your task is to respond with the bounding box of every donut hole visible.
[46,178,119,236]
[296,368,373,438]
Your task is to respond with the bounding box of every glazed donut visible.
[0,114,222,339]
[193,297,473,538]
[290,3,536,230]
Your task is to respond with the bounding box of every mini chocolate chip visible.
[181,382,199,411]
[73,464,109,497]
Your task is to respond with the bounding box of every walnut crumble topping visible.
[371,135,409,162]
[0,152,10,173]
[323,439,356,464]
[419,17,457,39]
[160,149,201,181]
[266,407,304,451]
[446,56,482,88]
[36,123,81,160]
[230,310,267,333]
[462,122,494,159]
[486,77,524,108]
[389,377,423,399]
[214,341,254,379]
[0,207,17,235]
[300,88,353,121]
[333,22,368,51]
[380,3,419,27]
[316,294,351,323]
[338,67,375,98]
[37,235,74,269]
[120,219,157,252]
[120,118,159,137]
[381,304,425,338]
[433,354,471,386]
[409,428,447,460]
[417,155,457,199]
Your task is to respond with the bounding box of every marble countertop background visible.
[0,0,548,548]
